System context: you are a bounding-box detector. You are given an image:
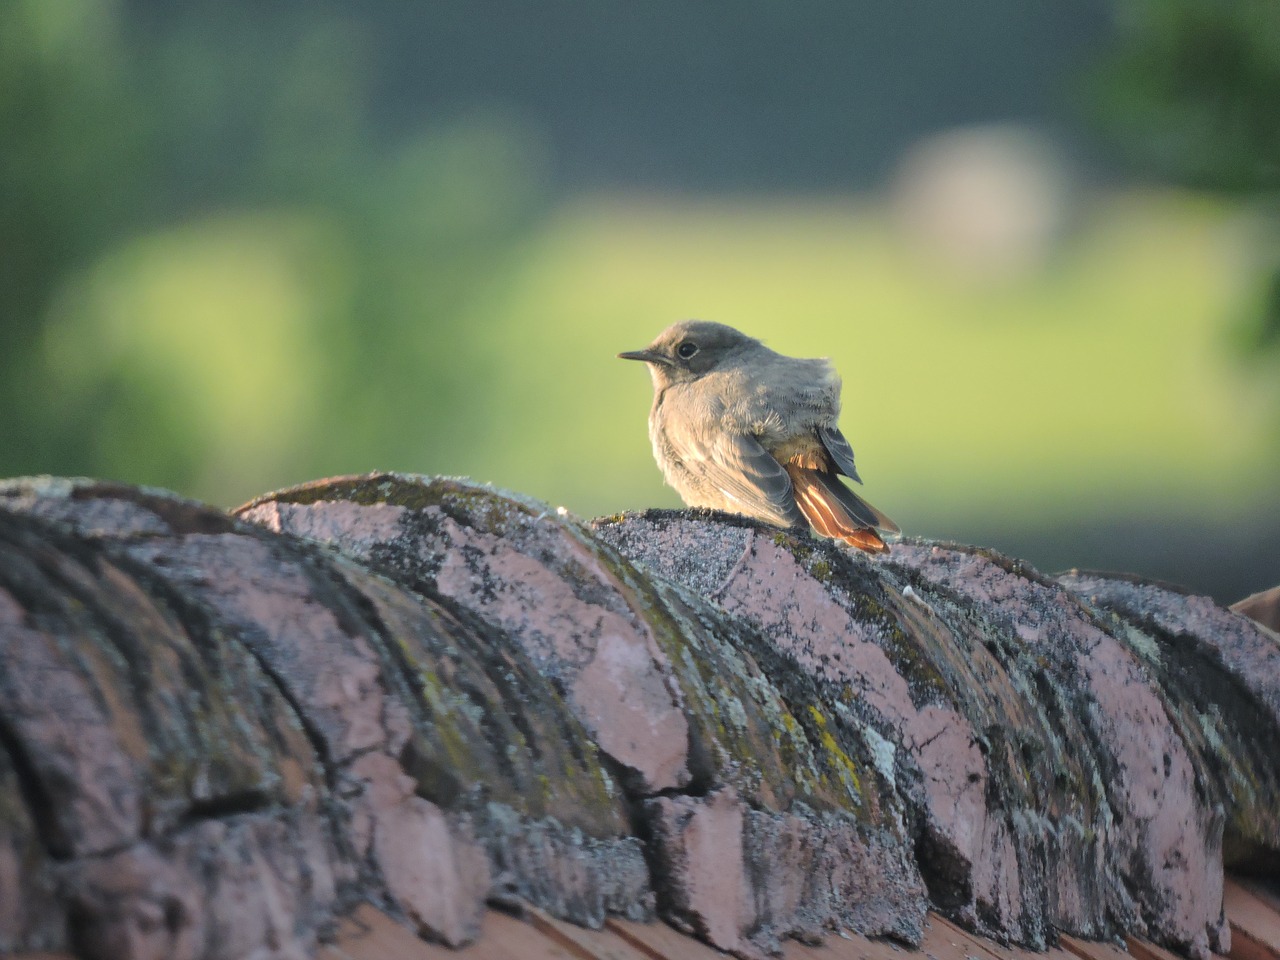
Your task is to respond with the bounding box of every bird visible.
[618,320,899,554]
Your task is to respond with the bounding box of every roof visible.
[9,876,1279,960]
[2,474,1279,960]
[316,876,1280,960]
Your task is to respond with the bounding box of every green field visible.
[44,187,1278,543]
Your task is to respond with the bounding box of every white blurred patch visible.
[891,124,1072,283]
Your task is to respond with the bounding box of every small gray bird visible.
[619,320,900,553]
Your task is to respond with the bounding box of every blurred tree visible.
[1,0,144,474]
[0,0,546,504]
[1092,0,1280,352]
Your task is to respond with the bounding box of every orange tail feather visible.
[787,466,890,554]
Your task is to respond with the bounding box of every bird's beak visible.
[617,349,669,365]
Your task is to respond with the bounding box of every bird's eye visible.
[677,341,699,359]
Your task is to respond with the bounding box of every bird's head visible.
[618,320,760,387]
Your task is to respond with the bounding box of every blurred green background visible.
[3,0,1278,602]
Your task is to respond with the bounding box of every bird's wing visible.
[817,425,863,484]
[684,429,805,529]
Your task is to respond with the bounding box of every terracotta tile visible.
[1227,930,1280,960]
[1124,935,1232,960]
[1231,585,1280,632]
[464,910,593,960]
[529,908,661,960]
[1059,933,1134,960]
[785,913,1072,960]
[1227,878,1280,936]
[1125,936,1190,960]
[475,911,602,960]
[921,914,1009,960]
[323,903,456,960]
[784,928,909,960]
[1233,878,1280,916]
[325,904,582,960]
[605,918,733,958]
[926,913,1076,960]
[1226,878,1280,960]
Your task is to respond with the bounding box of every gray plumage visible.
[619,320,899,553]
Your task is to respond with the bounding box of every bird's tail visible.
[785,465,898,555]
